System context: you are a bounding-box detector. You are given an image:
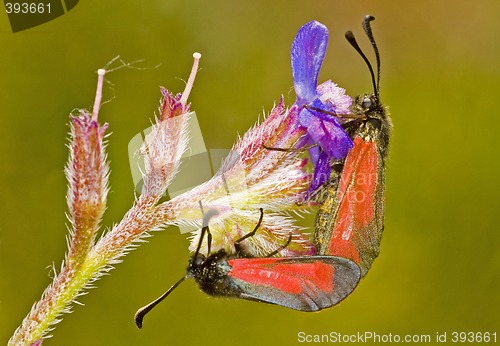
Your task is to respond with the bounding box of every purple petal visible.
[308,145,321,165]
[297,96,337,132]
[309,151,331,193]
[297,97,334,127]
[297,107,315,128]
[307,115,353,160]
[291,21,328,105]
[322,126,353,159]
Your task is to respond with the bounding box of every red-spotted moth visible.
[135,209,360,328]
[315,16,392,277]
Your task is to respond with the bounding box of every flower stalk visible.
[8,54,199,346]
[10,20,355,345]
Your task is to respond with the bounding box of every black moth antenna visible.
[134,221,211,329]
[134,276,186,329]
[135,207,264,329]
[344,15,381,98]
[134,202,215,329]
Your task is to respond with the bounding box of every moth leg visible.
[197,200,214,257]
[206,227,212,257]
[263,143,317,152]
[234,208,264,254]
[265,232,293,257]
[193,225,212,257]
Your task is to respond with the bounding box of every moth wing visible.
[227,256,360,312]
[317,138,385,277]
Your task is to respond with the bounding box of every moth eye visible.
[362,97,372,109]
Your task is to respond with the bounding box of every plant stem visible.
[8,197,171,345]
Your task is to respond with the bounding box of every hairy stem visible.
[9,196,173,345]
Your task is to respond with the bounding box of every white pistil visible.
[92,69,106,121]
[179,52,201,108]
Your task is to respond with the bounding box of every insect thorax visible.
[346,93,391,159]
[189,251,242,297]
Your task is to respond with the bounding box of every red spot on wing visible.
[228,258,335,294]
[327,137,379,264]
[353,139,377,229]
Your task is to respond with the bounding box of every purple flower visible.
[291,21,353,192]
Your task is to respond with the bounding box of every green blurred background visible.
[1,1,499,345]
